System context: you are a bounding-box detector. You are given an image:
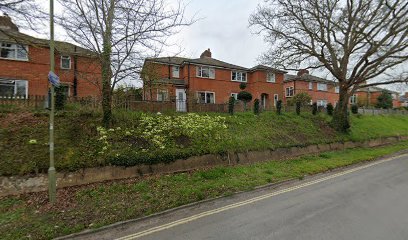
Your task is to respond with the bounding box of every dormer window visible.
[267,72,276,83]
[232,71,247,82]
[0,42,28,61]
[61,56,71,69]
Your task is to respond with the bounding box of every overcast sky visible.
[27,0,407,92]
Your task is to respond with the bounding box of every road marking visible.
[115,153,408,240]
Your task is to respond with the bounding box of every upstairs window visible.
[172,66,180,78]
[0,42,28,61]
[350,94,358,104]
[0,79,28,98]
[232,71,247,82]
[317,83,327,91]
[286,87,294,97]
[60,56,71,69]
[309,82,313,90]
[197,66,215,79]
[267,72,276,83]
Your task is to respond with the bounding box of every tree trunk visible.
[101,56,112,128]
[332,88,350,132]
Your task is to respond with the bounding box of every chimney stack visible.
[0,14,19,31]
[200,48,212,58]
[297,69,309,76]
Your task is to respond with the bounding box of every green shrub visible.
[55,86,67,110]
[327,103,334,116]
[276,100,282,115]
[351,104,358,114]
[376,91,393,109]
[237,91,253,111]
[296,101,301,115]
[228,96,235,115]
[254,99,260,115]
[287,92,312,106]
[312,102,318,115]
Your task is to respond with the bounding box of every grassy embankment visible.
[1,104,408,176]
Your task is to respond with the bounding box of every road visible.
[67,152,408,240]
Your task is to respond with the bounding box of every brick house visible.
[400,93,408,107]
[353,87,401,108]
[0,15,101,98]
[283,69,339,107]
[142,49,287,111]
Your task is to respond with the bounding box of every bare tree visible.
[0,0,46,30]
[250,0,408,132]
[57,0,192,127]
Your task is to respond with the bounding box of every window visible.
[197,66,215,79]
[60,56,71,69]
[0,79,28,98]
[157,89,169,101]
[0,42,28,60]
[197,91,215,104]
[309,82,313,90]
[231,71,247,82]
[267,72,276,83]
[172,66,180,78]
[317,100,328,107]
[335,86,340,93]
[350,94,357,104]
[231,93,238,100]
[285,87,294,97]
[317,83,328,91]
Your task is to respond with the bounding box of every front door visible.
[176,89,187,112]
[261,94,268,110]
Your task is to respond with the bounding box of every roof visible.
[146,57,287,73]
[0,28,96,57]
[249,65,287,73]
[284,74,337,84]
[357,86,399,94]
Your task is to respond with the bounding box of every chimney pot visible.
[297,69,309,76]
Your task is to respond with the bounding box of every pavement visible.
[65,152,408,240]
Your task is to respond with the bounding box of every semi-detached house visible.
[0,15,101,98]
[142,49,287,111]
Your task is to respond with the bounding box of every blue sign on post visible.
[48,71,60,87]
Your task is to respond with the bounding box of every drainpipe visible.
[73,46,78,97]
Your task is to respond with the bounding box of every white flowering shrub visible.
[95,113,228,166]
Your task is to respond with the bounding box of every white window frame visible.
[231,71,247,82]
[317,83,328,91]
[197,91,215,104]
[197,66,215,79]
[309,82,313,90]
[172,66,180,78]
[317,100,328,107]
[60,55,71,69]
[285,87,294,97]
[231,93,238,100]
[0,79,28,98]
[350,94,358,104]
[0,42,28,61]
[267,72,276,83]
[157,89,169,102]
[335,86,340,93]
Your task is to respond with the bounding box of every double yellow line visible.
[116,153,407,240]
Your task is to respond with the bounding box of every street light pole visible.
[48,0,56,203]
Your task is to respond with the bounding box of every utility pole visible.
[48,0,56,203]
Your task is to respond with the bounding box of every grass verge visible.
[1,141,408,240]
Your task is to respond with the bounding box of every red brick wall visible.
[0,45,101,97]
[283,80,339,105]
[142,62,285,106]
